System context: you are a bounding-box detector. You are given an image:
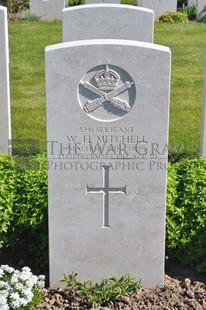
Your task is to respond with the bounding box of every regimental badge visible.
[78,64,136,122]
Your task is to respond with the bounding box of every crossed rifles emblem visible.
[80,65,134,114]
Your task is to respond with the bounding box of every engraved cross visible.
[86,165,126,228]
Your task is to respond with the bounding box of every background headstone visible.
[188,0,198,6]
[0,6,11,155]
[85,0,120,3]
[63,5,154,42]
[197,0,206,21]
[200,57,206,156]
[46,39,171,288]
[30,0,67,21]
[139,0,177,19]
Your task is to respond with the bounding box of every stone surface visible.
[197,0,206,21]
[63,5,154,43]
[0,6,11,154]
[200,57,206,156]
[188,0,198,6]
[30,0,66,21]
[85,0,120,3]
[46,39,171,289]
[139,0,177,19]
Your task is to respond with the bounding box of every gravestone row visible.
[30,0,67,21]
[30,0,121,20]
[188,0,198,5]
[29,0,178,21]
[138,0,177,19]
[46,3,171,288]
[196,0,206,21]
[182,0,206,21]
[0,6,11,155]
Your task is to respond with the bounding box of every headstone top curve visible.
[0,5,7,13]
[45,39,171,54]
[63,4,154,15]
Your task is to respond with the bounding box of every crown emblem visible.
[95,65,120,90]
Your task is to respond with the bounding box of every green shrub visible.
[168,144,199,163]
[177,0,187,8]
[0,0,7,6]
[166,163,179,249]
[166,158,206,272]
[178,4,197,20]
[122,0,137,5]
[158,11,189,23]
[0,154,48,268]
[21,12,40,21]
[68,0,83,6]
[2,0,29,13]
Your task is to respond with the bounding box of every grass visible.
[9,21,62,152]
[8,21,206,154]
[155,22,206,153]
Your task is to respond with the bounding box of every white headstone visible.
[139,0,177,19]
[0,6,11,155]
[200,57,206,156]
[30,0,67,21]
[85,0,120,3]
[46,39,171,288]
[63,5,154,43]
[197,0,206,21]
[188,0,198,6]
